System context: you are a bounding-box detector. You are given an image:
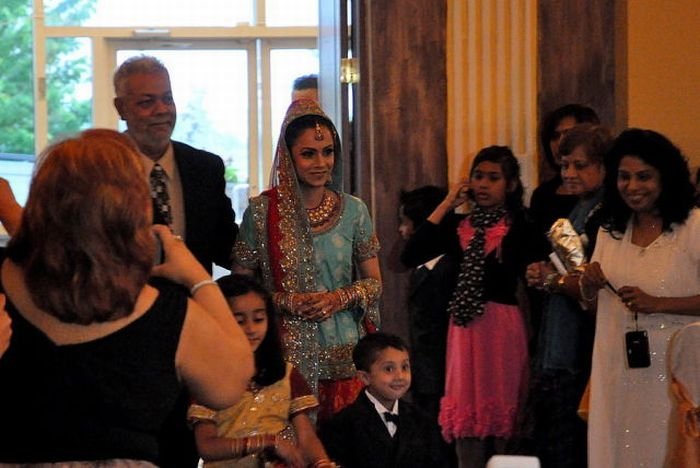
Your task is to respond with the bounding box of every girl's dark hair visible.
[541,104,600,167]
[470,145,524,212]
[399,185,447,226]
[284,114,334,149]
[216,274,286,386]
[601,128,695,237]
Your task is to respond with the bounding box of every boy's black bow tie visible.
[383,412,399,424]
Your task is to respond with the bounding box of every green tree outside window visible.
[0,0,94,155]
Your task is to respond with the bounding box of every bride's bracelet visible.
[273,292,297,315]
[335,278,382,310]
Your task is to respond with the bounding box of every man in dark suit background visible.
[113,55,237,274]
[113,55,238,467]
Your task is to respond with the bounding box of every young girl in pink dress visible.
[402,146,546,467]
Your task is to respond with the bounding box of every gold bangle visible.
[244,436,252,456]
[273,292,296,315]
[232,438,237,456]
[230,438,243,457]
[288,293,296,316]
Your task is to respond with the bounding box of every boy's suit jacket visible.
[319,390,448,468]
[407,255,456,398]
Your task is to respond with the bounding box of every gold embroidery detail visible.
[290,394,319,414]
[319,343,357,380]
[354,234,381,262]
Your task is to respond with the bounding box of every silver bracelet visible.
[578,275,598,302]
[190,279,217,296]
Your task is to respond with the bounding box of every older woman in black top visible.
[529,104,600,236]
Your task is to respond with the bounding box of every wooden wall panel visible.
[447,0,538,198]
[537,0,617,177]
[350,0,618,337]
[353,0,448,339]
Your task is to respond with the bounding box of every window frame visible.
[32,0,318,197]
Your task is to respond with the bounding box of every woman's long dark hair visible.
[601,128,695,237]
[540,104,600,168]
[216,274,286,386]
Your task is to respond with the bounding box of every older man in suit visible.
[113,55,237,274]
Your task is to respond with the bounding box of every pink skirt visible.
[439,301,529,441]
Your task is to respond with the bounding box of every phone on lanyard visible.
[625,330,651,368]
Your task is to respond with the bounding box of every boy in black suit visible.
[319,333,448,468]
[398,186,456,423]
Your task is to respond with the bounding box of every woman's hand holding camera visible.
[151,225,211,290]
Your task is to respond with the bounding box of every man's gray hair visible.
[113,55,169,96]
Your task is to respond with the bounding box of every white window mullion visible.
[259,39,273,194]
[248,40,263,196]
[92,37,118,129]
[32,0,48,155]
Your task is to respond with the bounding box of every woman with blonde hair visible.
[0,129,254,465]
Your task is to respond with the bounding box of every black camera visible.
[153,236,164,265]
[625,330,651,368]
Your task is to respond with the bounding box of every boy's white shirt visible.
[417,254,444,271]
[365,389,399,437]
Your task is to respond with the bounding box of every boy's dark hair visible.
[353,332,409,372]
[399,185,447,226]
[292,73,318,91]
[216,274,286,386]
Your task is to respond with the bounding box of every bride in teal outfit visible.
[233,99,382,422]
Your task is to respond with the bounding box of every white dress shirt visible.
[365,389,399,437]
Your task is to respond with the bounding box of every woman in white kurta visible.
[581,128,700,467]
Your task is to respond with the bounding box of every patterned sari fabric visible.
[188,364,318,468]
[234,100,380,415]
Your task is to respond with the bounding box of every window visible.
[0,0,319,216]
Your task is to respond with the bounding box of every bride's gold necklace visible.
[306,189,339,227]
